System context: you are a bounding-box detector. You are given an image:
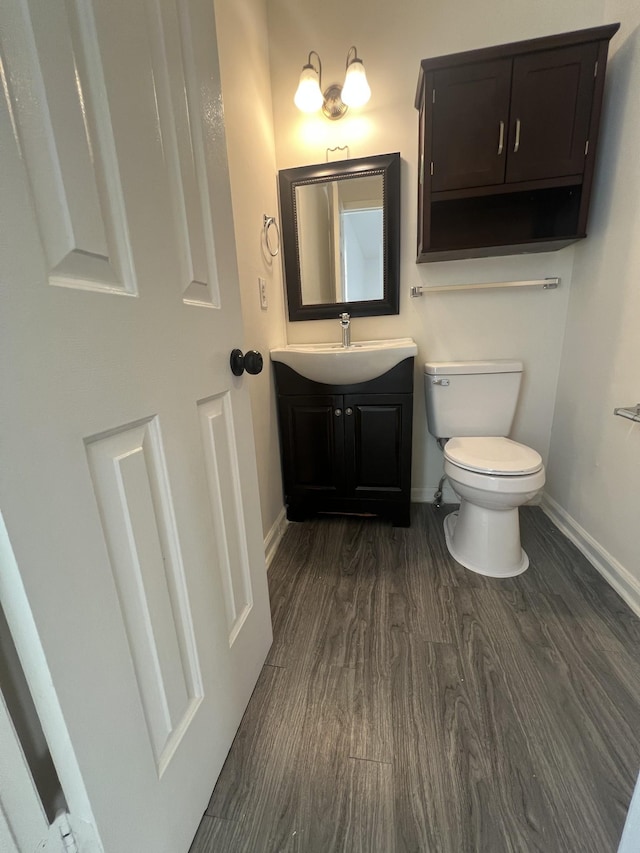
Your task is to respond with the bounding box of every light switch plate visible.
[258,277,268,309]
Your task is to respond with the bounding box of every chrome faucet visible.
[339,312,351,348]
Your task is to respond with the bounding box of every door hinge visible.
[430,161,434,176]
[585,139,589,156]
[594,60,598,78]
[57,812,79,853]
[432,89,436,104]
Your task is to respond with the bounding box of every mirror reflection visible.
[278,152,400,322]
[295,175,384,306]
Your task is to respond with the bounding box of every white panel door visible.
[0,1,272,851]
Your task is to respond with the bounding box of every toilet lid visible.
[444,436,543,475]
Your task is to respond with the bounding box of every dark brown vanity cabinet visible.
[416,24,619,262]
[274,360,414,527]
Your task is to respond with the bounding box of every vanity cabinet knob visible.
[334,408,342,417]
[345,407,353,416]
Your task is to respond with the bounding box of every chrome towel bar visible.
[614,404,640,423]
[263,214,280,257]
[410,277,560,297]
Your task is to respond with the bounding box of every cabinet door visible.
[417,98,430,257]
[278,395,345,496]
[506,43,598,183]
[345,395,412,496]
[430,59,511,191]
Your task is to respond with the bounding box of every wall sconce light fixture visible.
[294,46,371,120]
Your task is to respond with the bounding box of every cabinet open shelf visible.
[426,184,584,260]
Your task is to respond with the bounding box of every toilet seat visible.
[444,436,543,476]
[444,457,546,495]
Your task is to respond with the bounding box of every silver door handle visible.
[497,121,504,155]
[431,378,450,386]
[334,408,342,417]
[514,119,521,153]
[345,407,353,416]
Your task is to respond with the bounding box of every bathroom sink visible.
[270,338,418,385]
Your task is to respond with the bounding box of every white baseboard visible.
[264,506,288,571]
[541,493,640,618]
[411,485,458,504]
[412,486,541,506]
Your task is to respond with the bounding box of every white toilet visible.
[424,360,545,577]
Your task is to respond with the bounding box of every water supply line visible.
[433,437,448,508]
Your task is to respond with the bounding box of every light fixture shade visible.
[341,59,371,108]
[294,65,323,112]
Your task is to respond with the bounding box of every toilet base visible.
[444,507,529,578]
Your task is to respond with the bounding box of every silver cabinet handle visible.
[345,407,353,416]
[335,408,342,417]
[514,119,521,153]
[497,120,504,155]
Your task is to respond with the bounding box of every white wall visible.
[546,0,640,602]
[214,0,287,539]
[267,0,603,498]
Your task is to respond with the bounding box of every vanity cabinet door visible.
[344,394,413,496]
[505,43,598,183]
[430,59,512,191]
[277,395,345,497]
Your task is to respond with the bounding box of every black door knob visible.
[230,349,263,377]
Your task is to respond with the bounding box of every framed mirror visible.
[278,152,400,321]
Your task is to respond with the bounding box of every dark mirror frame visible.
[278,152,401,321]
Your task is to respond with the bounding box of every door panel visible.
[431,59,511,191]
[506,43,598,182]
[198,393,255,647]
[2,0,136,295]
[0,1,272,851]
[146,0,221,308]
[85,416,203,777]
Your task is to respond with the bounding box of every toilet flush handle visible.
[431,377,450,386]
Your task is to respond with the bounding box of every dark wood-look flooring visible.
[190,505,640,853]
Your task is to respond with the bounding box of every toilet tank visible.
[424,360,523,438]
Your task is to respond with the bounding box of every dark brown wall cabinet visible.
[415,24,619,262]
[274,359,414,527]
